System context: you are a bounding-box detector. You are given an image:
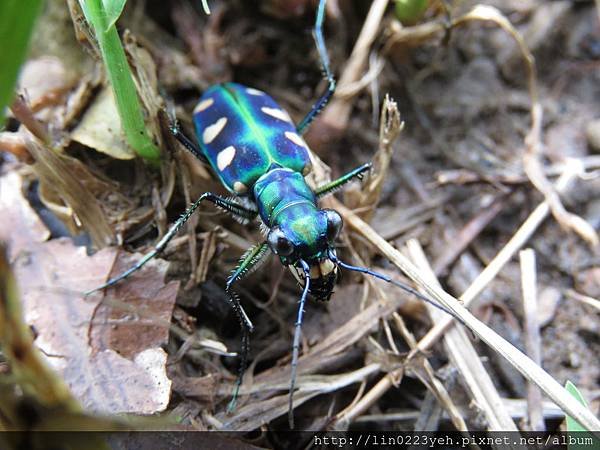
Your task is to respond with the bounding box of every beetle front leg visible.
[314,163,372,198]
[224,242,270,412]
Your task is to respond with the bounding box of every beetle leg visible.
[296,0,336,135]
[85,193,257,295]
[288,259,311,429]
[169,119,210,165]
[314,162,372,198]
[225,242,270,412]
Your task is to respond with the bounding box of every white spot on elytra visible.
[203,117,227,144]
[246,88,264,96]
[194,98,214,114]
[217,146,236,171]
[233,181,247,193]
[285,131,306,148]
[261,107,291,123]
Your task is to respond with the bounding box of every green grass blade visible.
[0,0,43,125]
[565,380,588,433]
[79,0,161,163]
[565,380,599,450]
[102,0,127,31]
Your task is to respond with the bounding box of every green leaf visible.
[0,0,43,125]
[565,380,599,450]
[102,0,127,32]
[78,0,161,163]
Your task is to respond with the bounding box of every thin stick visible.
[520,249,545,431]
[318,0,389,132]
[565,290,600,312]
[333,371,400,428]
[407,240,518,433]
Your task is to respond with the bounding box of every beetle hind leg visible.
[296,0,336,135]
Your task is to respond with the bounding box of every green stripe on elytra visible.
[222,84,276,167]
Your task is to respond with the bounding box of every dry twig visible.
[407,240,519,435]
[519,249,545,432]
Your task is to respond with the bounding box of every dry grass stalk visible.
[519,249,545,432]
[318,0,389,133]
[565,290,600,312]
[219,364,381,431]
[331,309,468,432]
[392,313,469,433]
[343,95,403,227]
[523,104,598,246]
[407,240,519,435]
[411,164,583,355]
[385,4,597,245]
[453,5,597,246]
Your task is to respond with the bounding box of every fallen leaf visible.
[0,172,179,415]
[18,57,76,114]
[90,251,179,359]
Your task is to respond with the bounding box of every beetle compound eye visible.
[268,228,294,256]
[276,238,294,256]
[324,210,343,243]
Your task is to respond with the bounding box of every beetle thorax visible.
[254,168,330,260]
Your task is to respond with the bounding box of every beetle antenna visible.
[328,251,465,325]
[288,259,311,429]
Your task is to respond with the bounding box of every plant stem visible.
[79,0,161,164]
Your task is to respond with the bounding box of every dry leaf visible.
[0,172,179,415]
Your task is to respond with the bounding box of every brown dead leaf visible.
[0,172,180,415]
[90,251,179,359]
[25,136,115,248]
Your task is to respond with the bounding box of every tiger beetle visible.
[87,0,457,428]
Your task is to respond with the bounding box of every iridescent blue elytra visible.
[193,83,311,195]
